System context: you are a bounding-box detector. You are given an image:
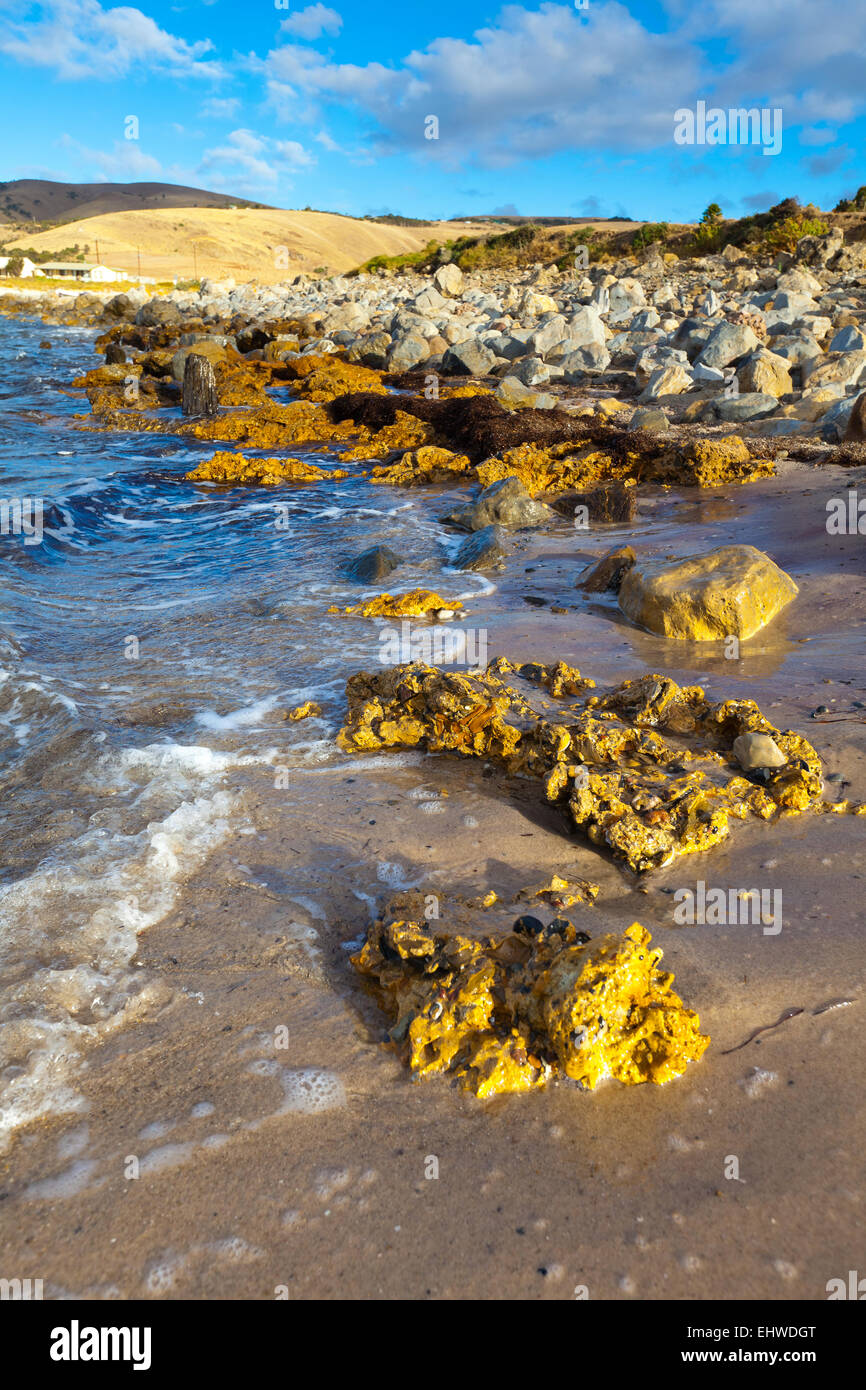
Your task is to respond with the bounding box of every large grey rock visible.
[559,343,611,379]
[634,344,688,387]
[692,361,726,383]
[509,356,550,387]
[769,333,823,367]
[346,331,392,369]
[609,277,646,322]
[802,350,866,389]
[631,307,660,330]
[433,263,464,298]
[672,317,713,359]
[412,285,447,315]
[387,334,430,371]
[528,314,568,358]
[453,525,508,571]
[820,395,857,442]
[734,732,787,771]
[639,362,692,401]
[494,377,557,410]
[607,330,664,366]
[442,339,497,376]
[828,324,866,354]
[772,290,818,315]
[488,330,534,361]
[135,299,181,327]
[629,408,670,433]
[345,544,403,583]
[711,392,779,422]
[104,293,133,318]
[566,305,606,348]
[776,268,822,296]
[446,476,554,532]
[697,320,760,369]
[322,301,370,334]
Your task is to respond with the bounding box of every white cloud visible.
[201,96,241,118]
[273,139,315,169]
[263,3,702,166]
[279,4,342,41]
[314,129,343,153]
[0,0,224,80]
[59,133,163,178]
[665,0,866,125]
[198,127,315,188]
[257,0,866,168]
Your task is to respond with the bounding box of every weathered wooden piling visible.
[182,353,218,417]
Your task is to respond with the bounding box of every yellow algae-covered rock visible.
[472,435,773,498]
[476,442,626,495]
[282,353,389,401]
[520,922,708,1087]
[352,914,708,1097]
[179,399,360,449]
[516,660,596,698]
[262,337,300,361]
[330,590,464,620]
[184,452,347,486]
[369,445,473,487]
[338,411,437,461]
[594,397,631,418]
[337,661,828,873]
[441,383,494,398]
[514,873,600,909]
[287,701,322,720]
[653,437,774,488]
[619,545,798,641]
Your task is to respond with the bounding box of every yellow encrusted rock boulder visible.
[618,545,798,641]
[352,915,709,1097]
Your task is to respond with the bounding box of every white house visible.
[32,261,128,283]
[0,255,38,277]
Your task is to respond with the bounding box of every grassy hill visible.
[4,206,497,282]
[0,180,270,228]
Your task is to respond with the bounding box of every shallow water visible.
[0,318,492,1146]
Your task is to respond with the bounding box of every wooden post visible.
[182,353,218,417]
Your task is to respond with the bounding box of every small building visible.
[34,262,128,283]
[33,261,92,280]
[0,255,38,277]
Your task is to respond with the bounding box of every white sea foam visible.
[195,695,281,731]
[0,742,255,1153]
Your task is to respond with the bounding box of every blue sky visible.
[0,0,863,222]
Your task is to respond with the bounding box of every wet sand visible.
[2,458,865,1301]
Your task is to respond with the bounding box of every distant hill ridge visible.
[0,180,271,227]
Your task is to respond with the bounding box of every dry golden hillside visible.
[6,207,498,282]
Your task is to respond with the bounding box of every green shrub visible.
[632,221,669,252]
[763,215,829,254]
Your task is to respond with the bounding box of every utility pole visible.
[95,238,100,265]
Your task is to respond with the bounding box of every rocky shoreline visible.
[3,230,865,1100]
